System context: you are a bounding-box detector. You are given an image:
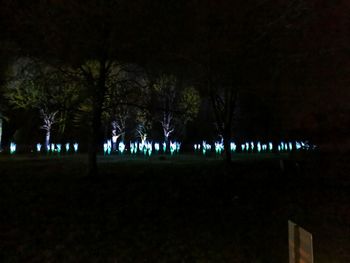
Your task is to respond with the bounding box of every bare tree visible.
[40,109,58,149]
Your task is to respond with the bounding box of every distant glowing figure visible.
[251,142,254,151]
[46,144,50,152]
[36,143,42,152]
[262,144,267,151]
[257,142,261,153]
[163,142,167,153]
[10,142,16,154]
[107,140,112,155]
[170,141,176,155]
[56,144,62,153]
[230,142,236,152]
[143,142,148,155]
[289,142,293,151]
[176,142,181,153]
[65,143,70,152]
[241,144,245,151]
[269,142,273,151]
[118,142,125,154]
[215,141,224,154]
[194,144,197,151]
[246,142,249,151]
[139,142,144,152]
[146,141,152,152]
[296,141,302,150]
[202,141,207,155]
[51,143,55,152]
[278,145,281,152]
[284,143,288,151]
[73,143,78,153]
[280,142,284,151]
[130,142,135,154]
[154,143,160,152]
[103,143,108,155]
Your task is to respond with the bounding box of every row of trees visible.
[1,0,347,173]
[3,58,200,150]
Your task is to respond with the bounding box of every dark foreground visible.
[0,153,349,262]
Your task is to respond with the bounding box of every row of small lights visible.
[195,141,313,155]
[103,141,181,156]
[8,140,314,155]
[9,142,79,154]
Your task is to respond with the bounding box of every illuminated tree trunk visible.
[45,130,50,149]
[40,110,57,150]
[161,112,174,143]
[111,121,118,152]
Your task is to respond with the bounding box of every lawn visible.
[0,153,349,262]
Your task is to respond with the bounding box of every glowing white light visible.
[10,142,16,154]
[56,144,62,153]
[176,142,181,153]
[230,142,236,152]
[284,143,288,151]
[112,135,118,143]
[103,143,108,154]
[143,143,148,155]
[269,142,273,151]
[278,145,281,152]
[130,142,135,154]
[215,141,224,154]
[289,142,293,151]
[246,142,249,151]
[170,141,176,155]
[251,142,254,151]
[65,143,70,152]
[118,142,125,154]
[36,143,42,152]
[241,144,245,151]
[73,143,78,153]
[296,141,302,150]
[262,144,267,151]
[51,143,55,152]
[106,140,111,155]
[154,143,160,152]
[139,142,144,152]
[194,144,197,150]
[257,142,261,153]
[46,144,50,152]
[281,142,284,151]
[146,142,152,156]
[162,142,166,152]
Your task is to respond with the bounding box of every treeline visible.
[0,0,349,173]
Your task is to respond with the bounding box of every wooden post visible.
[288,220,314,263]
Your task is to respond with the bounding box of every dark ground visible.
[0,152,349,262]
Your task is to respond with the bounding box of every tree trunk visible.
[45,129,50,150]
[87,58,107,176]
[223,126,232,163]
[88,102,102,176]
[0,117,3,151]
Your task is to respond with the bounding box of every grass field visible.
[0,153,349,262]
